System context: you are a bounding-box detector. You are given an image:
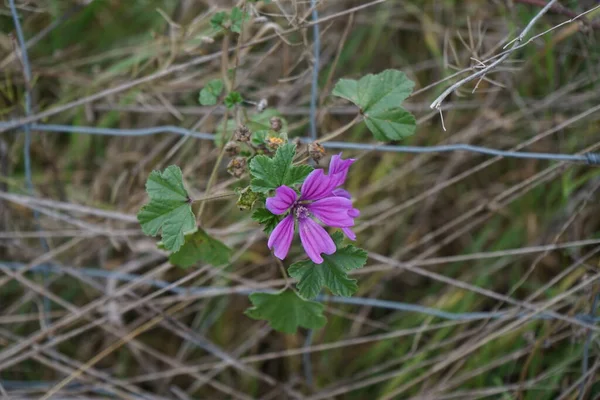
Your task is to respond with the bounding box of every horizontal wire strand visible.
[0,122,598,164]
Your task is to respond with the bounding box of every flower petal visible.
[329,153,355,188]
[307,197,355,227]
[348,208,360,218]
[267,214,295,260]
[299,218,336,264]
[332,188,352,199]
[266,186,297,215]
[300,169,336,201]
[341,227,356,241]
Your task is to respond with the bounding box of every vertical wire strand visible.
[309,0,320,142]
[9,0,51,324]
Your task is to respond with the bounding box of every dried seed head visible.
[267,136,285,150]
[292,137,302,148]
[233,125,251,142]
[308,141,326,163]
[227,157,247,178]
[224,141,240,157]
[270,117,282,132]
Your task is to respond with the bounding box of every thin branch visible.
[430,0,557,109]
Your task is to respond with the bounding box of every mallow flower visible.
[266,154,358,264]
[328,153,359,240]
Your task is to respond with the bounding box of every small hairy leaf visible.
[199,79,224,106]
[210,11,228,31]
[166,228,231,268]
[224,91,243,108]
[288,232,368,299]
[245,290,327,333]
[332,69,416,141]
[137,165,195,252]
[249,143,313,193]
[251,208,281,234]
[251,130,269,147]
[230,7,248,34]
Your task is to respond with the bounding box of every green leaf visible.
[224,91,243,108]
[332,69,416,141]
[356,69,414,112]
[137,165,196,252]
[251,208,281,234]
[210,11,228,31]
[364,108,417,142]
[199,79,224,106]
[245,290,327,333]
[165,228,232,268]
[251,130,269,147]
[331,78,359,105]
[230,7,248,34]
[288,232,368,299]
[249,143,313,193]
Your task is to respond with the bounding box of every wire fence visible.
[2,261,599,324]
[2,121,600,165]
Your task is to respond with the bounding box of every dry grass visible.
[1,0,600,399]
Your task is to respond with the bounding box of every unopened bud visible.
[270,117,282,132]
[227,157,247,178]
[308,141,326,163]
[233,125,251,142]
[224,141,240,157]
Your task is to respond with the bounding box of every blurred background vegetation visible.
[1,0,600,399]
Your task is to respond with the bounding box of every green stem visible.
[198,2,247,219]
[192,192,236,203]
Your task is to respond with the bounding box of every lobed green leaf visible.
[245,289,327,333]
[224,91,243,108]
[199,79,224,106]
[166,228,232,268]
[230,7,249,34]
[249,143,313,193]
[251,208,281,234]
[137,166,196,252]
[288,232,368,299]
[364,108,417,141]
[332,69,416,141]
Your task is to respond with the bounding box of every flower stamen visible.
[295,205,310,219]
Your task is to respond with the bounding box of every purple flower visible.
[266,155,358,264]
[329,153,360,240]
[329,153,355,188]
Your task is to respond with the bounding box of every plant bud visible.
[233,125,251,142]
[270,117,282,132]
[308,141,326,163]
[227,157,247,178]
[224,141,240,157]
